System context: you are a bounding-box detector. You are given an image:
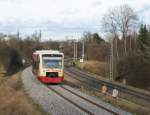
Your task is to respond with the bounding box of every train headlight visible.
[59,72,63,77]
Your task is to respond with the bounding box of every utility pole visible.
[59,43,63,53]
[75,41,77,60]
[110,38,114,81]
[110,37,118,81]
[82,39,85,60]
[74,41,75,60]
[39,30,42,40]
[17,31,20,40]
[74,40,77,60]
[80,39,85,69]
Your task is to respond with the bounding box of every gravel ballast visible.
[22,67,132,115]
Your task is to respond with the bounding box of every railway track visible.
[47,85,121,115]
[23,66,131,115]
[48,86,94,115]
[65,67,150,107]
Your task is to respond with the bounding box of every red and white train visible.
[32,50,64,83]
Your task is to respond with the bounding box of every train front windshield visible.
[42,55,62,69]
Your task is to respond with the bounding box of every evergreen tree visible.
[138,24,150,65]
[92,33,104,43]
[138,24,149,44]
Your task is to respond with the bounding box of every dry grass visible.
[65,73,150,115]
[76,60,107,77]
[0,64,5,80]
[82,88,150,115]
[0,67,47,115]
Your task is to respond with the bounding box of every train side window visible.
[35,61,39,69]
[32,60,36,68]
[32,60,39,69]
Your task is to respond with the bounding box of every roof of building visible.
[33,50,63,55]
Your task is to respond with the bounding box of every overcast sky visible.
[0,0,150,40]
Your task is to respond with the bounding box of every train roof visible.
[33,50,63,55]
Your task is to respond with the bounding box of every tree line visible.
[0,4,150,89]
[101,4,150,88]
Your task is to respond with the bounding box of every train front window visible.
[42,57,62,69]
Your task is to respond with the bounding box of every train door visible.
[32,54,40,75]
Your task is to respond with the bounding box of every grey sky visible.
[0,0,149,40]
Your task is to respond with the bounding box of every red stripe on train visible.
[38,76,64,83]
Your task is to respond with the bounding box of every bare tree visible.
[102,4,138,57]
[102,8,119,62]
[118,5,138,56]
[102,8,120,80]
[102,4,138,80]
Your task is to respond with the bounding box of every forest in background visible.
[0,4,150,90]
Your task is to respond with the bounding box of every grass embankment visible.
[0,65,47,115]
[76,60,150,91]
[76,60,107,77]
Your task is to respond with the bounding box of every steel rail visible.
[64,67,150,108]
[60,85,119,115]
[66,67,150,102]
[47,86,95,115]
